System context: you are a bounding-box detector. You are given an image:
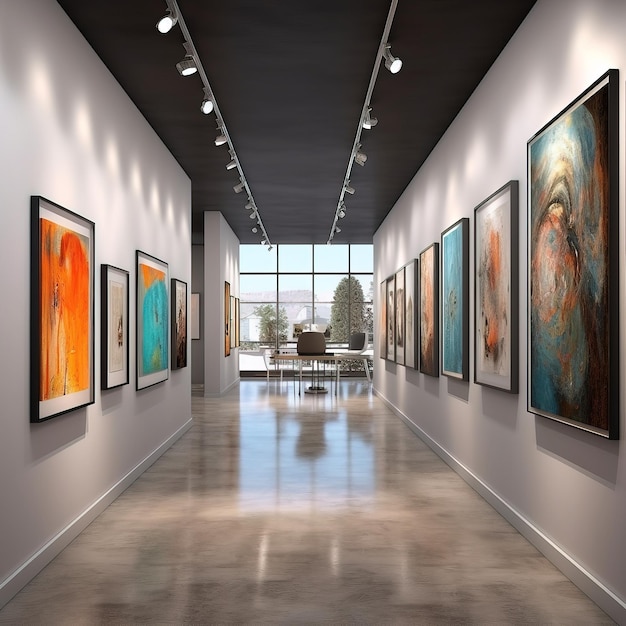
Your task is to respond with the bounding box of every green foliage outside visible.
[329,277,366,342]
[254,303,289,345]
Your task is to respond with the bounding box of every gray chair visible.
[297,331,327,355]
[348,332,366,351]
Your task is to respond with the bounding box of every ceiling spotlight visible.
[252,227,258,233]
[345,183,355,195]
[156,9,177,34]
[261,239,266,245]
[383,43,402,74]
[249,211,257,219]
[338,207,346,218]
[226,158,237,170]
[354,147,367,166]
[335,226,342,234]
[200,88,214,115]
[176,42,197,76]
[245,202,254,210]
[215,132,227,146]
[267,245,274,251]
[362,107,378,129]
[233,181,245,194]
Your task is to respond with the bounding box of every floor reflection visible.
[238,388,375,511]
[0,380,612,625]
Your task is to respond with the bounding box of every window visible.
[239,244,373,371]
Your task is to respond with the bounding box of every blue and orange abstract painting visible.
[138,262,168,377]
[529,75,613,434]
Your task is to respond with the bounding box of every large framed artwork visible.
[136,250,169,390]
[386,276,395,361]
[395,267,405,365]
[419,243,439,377]
[441,218,469,380]
[528,69,619,439]
[404,259,418,369]
[474,181,519,393]
[224,281,231,357]
[101,264,129,390]
[379,281,387,358]
[171,278,187,370]
[30,196,95,422]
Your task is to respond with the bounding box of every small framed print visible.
[386,276,395,361]
[395,266,405,365]
[225,281,231,357]
[31,196,95,421]
[136,250,169,390]
[171,278,187,370]
[419,242,439,377]
[101,264,130,389]
[404,259,418,370]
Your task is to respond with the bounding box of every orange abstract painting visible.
[40,218,90,400]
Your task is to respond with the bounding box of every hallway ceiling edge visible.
[56,0,536,245]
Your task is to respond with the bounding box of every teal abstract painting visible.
[441,218,469,380]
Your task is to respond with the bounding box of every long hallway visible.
[0,381,611,624]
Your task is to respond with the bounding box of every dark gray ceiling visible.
[56,0,536,245]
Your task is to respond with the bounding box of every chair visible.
[297,331,327,355]
[296,332,335,394]
[348,332,366,352]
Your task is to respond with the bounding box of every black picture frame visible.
[136,250,169,390]
[404,259,418,370]
[30,196,95,422]
[441,217,469,381]
[474,181,519,393]
[419,242,439,377]
[171,278,187,370]
[527,69,619,439]
[101,264,130,389]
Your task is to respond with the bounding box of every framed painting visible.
[528,69,619,439]
[101,264,129,390]
[394,267,405,365]
[224,281,231,357]
[441,218,469,380]
[30,196,95,422]
[474,181,519,393]
[404,259,418,369]
[230,294,236,349]
[191,292,200,340]
[386,276,395,361]
[235,297,240,347]
[379,281,387,358]
[171,278,187,370]
[419,242,439,377]
[136,250,169,390]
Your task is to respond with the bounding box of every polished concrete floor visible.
[0,380,613,624]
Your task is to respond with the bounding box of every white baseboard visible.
[374,389,626,625]
[204,377,240,397]
[0,418,193,610]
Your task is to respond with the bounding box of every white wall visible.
[0,0,192,606]
[191,244,205,385]
[203,212,240,395]
[374,0,626,621]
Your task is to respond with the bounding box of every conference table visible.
[271,350,373,395]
